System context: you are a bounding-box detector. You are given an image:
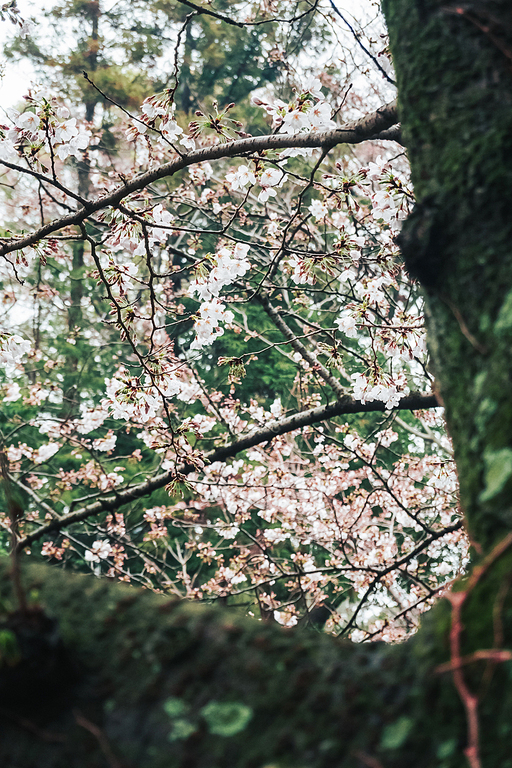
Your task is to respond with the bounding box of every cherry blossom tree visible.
[0,0,511,766]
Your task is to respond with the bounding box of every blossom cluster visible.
[0,332,31,377]
[0,96,89,164]
[0,58,466,641]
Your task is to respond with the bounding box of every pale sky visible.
[0,0,375,111]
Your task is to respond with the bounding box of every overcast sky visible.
[0,0,375,112]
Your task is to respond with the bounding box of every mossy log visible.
[0,554,511,768]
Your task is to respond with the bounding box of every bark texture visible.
[2,1,512,766]
[383,0,512,549]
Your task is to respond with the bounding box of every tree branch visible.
[0,159,88,207]
[373,124,402,143]
[257,290,347,399]
[16,389,438,551]
[328,0,397,86]
[0,101,397,258]
[0,556,465,768]
[174,0,321,27]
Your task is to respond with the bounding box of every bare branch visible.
[174,0,321,28]
[257,289,347,399]
[0,158,88,206]
[328,0,396,86]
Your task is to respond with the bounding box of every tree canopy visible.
[0,0,463,642]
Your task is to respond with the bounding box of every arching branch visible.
[0,101,397,257]
[16,390,438,551]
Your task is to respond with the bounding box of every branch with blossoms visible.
[0,52,460,639]
[0,100,397,257]
[14,390,439,551]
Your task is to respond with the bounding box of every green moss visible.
[0,553,511,766]
[382,0,512,548]
[473,371,488,398]
[168,718,198,741]
[0,628,21,667]
[480,449,512,502]
[380,716,414,750]
[163,697,190,718]
[495,290,512,336]
[200,701,253,737]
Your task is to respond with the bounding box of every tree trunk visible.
[2,2,512,766]
[62,0,99,417]
[383,0,512,550]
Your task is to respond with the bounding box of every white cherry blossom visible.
[225,165,256,191]
[309,199,328,219]
[301,76,324,99]
[141,101,166,119]
[0,334,31,377]
[16,111,39,132]
[190,244,250,300]
[98,472,124,491]
[290,256,314,285]
[0,138,17,161]
[75,405,108,434]
[335,313,358,338]
[159,118,183,142]
[180,134,196,150]
[258,187,277,203]
[3,383,21,402]
[104,376,160,423]
[54,118,79,143]
[85,540,113,563]
[282,108,308,132]
[308,101,336,130]
[55,132,89,160]
[190,299,234,351]
[152,204,173,228]
[259,167,282,187]
[33,442,60,464]
[279,146,313,159]
[92,432,117,452]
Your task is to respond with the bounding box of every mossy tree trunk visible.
[383,0,512,549]
[2,2,512,766]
